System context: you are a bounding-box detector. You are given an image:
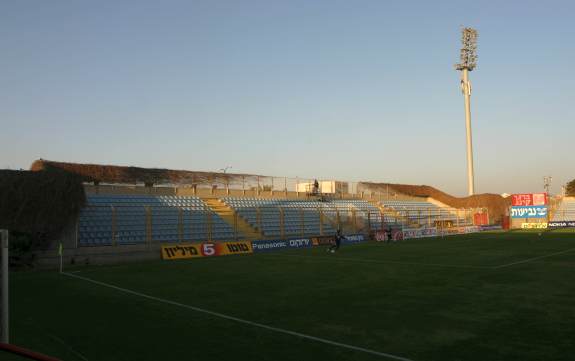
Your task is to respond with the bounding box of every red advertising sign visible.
[532,193,547,206]
[511,193,547,206]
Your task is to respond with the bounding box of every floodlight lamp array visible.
[455,27,478,71]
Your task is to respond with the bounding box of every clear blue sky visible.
[1,0,573,196]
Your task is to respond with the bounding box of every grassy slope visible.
[8,230,575,361]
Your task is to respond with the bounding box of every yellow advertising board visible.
[161,241,253,260]
[521,222,548,229]
[161,244,203,260]
[216,241,253,256]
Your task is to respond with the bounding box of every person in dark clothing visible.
[313,179,319,195]
[328,229,345,253]
[386,226,393,243]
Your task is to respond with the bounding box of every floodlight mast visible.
[543,176,552,194]
[455,27,478,196]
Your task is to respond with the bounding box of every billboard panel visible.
[547,221,575,228]
[216,241,253,256]
[510,205,548,218]
[521,223,548,229]
[511,193,548,206]
[161,244,203,260]
[252,238,312,253]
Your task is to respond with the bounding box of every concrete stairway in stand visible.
[368,200,416,227]
[202,197,263,240]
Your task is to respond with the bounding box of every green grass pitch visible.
[6,230,575,361]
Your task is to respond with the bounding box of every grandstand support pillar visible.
[352,209,358,233]
[279,207,285,239]
[486,208,490,225]
[257,176,260,196]
[207,212,213,242]
[74,217,79,249]
[111,206,117,246]
[1,230,8,344]
[319,207,324,236]
[367,211,371,231]
[271,178,274,196]
[256,207,262,232]
[300,208,305,237]
[336,210,341,231]
[284,177,287,198]
[295,177,299,198]
[145,206,152,247]
[242,176,245,196]
[226,179,230,195]
[428,208,431,228]
[178,208,184,243]
[457,209,461,228]
[234,212,238,241]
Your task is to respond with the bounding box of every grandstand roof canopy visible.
[26,160,510,223]
[31,159,259,186]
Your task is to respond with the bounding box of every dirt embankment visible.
[360,182,510,224]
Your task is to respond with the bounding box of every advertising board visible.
[161,244,203,260]
[547,221,575,228]
[216,241,253,256]
[402,228,437,240]
[375,229,404,241]
[511,193,548,206]
[480,225,503,231]
[311,234,366,246]
[161,241,253,260]
[511,206,548,218]
[341,234,366,244]
[252,238,313,253]
[437,226,481,236]
[312,236,335,246]
[521,223,548,229]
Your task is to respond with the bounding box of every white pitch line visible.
[61,272,414,361]
[268,254,489,270]
[493,247,575,269]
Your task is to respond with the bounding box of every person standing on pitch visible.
[386,226,393,243]
[328,229,345,253]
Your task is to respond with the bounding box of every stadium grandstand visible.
[551,197,575,221]
[0,159,507,266]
